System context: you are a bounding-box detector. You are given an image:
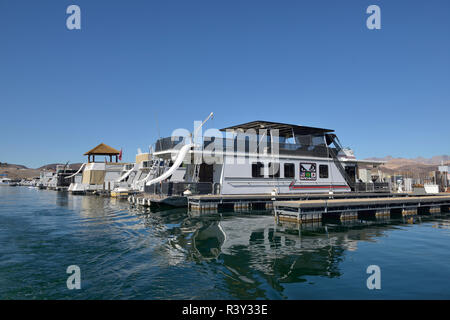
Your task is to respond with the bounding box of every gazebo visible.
[84,143,120,163]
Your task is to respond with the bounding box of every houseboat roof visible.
[220,121,334,137]
[83,143,120,156]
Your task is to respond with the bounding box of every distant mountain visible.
[365,155,450,177]
[366,155,450,167]
[37,163,83,171]
[0,162,28,169]
[0,162,83,179]
[0,163,39,179]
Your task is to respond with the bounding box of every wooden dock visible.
[274,195,450,223]
[132,192,388,209]
[187,192,411,213]
[128,191,450,221]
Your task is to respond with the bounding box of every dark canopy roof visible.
[220,121,334,138]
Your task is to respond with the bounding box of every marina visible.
[0,95,449,301]
[5,114,449,247]
[5,118,450,223]
[0,92,449,301]
[1,0,450,305]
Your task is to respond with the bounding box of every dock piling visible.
[340,212,358,221]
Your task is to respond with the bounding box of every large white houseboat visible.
[134,118,387,206]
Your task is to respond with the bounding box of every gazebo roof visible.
[83,143,120,156]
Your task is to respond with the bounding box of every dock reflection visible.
[57,194,450,299]
[130,206,440,298]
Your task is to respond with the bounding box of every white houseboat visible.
[67,143,126,194]
[133,118,387,207]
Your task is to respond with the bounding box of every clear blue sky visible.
[1,0,449,168]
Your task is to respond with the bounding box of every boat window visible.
[251,162,264,178]
[295,135,312,148]
[319,164,329,179]
[312,135,326,146]
[284,163,295,178]
[268,163,280,178]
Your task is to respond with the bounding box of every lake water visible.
[1,186,450,299]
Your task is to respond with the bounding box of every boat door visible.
[199,164,214,183]
[344,165,356,185]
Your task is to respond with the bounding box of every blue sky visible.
[0,0,449,168]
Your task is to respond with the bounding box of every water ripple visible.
[2,187,450,299]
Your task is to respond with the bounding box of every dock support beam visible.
[429,206,441,214]
[402,208,417,216]
[265,202,274,210]
[375,209,390,219]
[234,202,251,212]
[276,213,322,223]
[340,212,358,221]
[190,202,218,214]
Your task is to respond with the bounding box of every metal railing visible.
[155,136,331,158]
[144,182,213,196]
[352,182,390,193]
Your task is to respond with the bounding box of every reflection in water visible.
[432,221,450,229]
[66,195,450,298]
[2,187,450,299]
[154,206,450,298]
[55,192,69,208]
[129,207,415,299]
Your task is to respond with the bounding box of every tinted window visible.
[284,163,295,178]
[319,164,329,178]
[252,162,264,178]
[268,163,280,178]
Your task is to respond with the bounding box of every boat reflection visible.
[51,193,450,298]
[131,207,423,298]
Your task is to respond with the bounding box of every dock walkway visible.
[274,194,450,223]
[129,190,450,220]
[187,192,409,212]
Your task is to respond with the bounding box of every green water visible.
[1,186,450,299]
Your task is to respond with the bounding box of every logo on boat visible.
[300,163,316,181]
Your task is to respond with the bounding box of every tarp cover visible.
[82,170,106,185]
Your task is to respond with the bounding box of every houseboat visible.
[47,165,79,191]
[132,117,388,207]
[67,143,126,194]
[37,171,55,189]
[0,177,13,186]
[111,149,187,198]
